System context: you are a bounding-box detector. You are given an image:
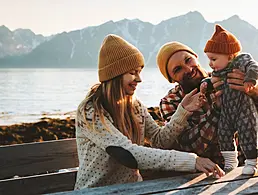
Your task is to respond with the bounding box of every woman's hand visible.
[228,69,258,98]
[195,157,225,178]
[181,88,207,112]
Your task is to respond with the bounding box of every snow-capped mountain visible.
[0,25,48,58]
[1,11,258,69]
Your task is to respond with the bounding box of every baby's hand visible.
[244,82,254,93]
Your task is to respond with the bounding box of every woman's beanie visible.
[98,34,144,82]
[156,41,198,82]
[204,24,242,54]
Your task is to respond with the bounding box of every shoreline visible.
[0,111,76,126]
[0,107,163,145]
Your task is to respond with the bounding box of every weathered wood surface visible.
[0,139,189,195]
[0,170,77,195]
[51,167,258,195]
[1,139,257,194]
[0,138,78,179]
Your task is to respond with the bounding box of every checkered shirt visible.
[160,85,223,165]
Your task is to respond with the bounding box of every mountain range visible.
[0,25,48,58]
[1,11,258,70]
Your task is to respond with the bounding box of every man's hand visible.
[228,69,258,98]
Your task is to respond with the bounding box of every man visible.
[156,41,258,167]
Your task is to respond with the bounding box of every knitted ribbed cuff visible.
[172,103,192,124]
[172,150,197,172]
[221,151,239,170]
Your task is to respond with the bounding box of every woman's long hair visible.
[81,76,141,144]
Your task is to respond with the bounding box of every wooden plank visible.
[188,176,258,195]
[51,173,213,195]
[151,177,258,194]
[140,170,188,180]
[51,167,258,195]
[0,170,77,195]
[0,138,78,179]
[154,167,258,195]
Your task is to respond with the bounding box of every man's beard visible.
[179,69,206,94]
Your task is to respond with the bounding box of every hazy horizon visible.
[1,0,258,36]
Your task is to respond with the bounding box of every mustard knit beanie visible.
[98,34,144,82]
[204,24,241,54]
[156,41,198,82]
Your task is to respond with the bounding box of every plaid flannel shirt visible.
[159,85,223,165]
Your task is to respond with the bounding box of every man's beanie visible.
[98,34,144,82]
[156,42,198,82]
[204,24,241,54]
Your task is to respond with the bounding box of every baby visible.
[203,24,258,175]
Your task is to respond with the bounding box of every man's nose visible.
[185,65,193,73]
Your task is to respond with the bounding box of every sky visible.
[1,0,258,36]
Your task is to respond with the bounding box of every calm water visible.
[0,68,174,125]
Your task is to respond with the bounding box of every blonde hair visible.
[80,76,141,144]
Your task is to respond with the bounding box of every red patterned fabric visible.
[160,85,224,166]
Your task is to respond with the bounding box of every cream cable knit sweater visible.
[74,99,197,190]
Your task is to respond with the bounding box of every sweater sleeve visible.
[76,105,197,172]
[144,103,193,149]
[239,53,258,85]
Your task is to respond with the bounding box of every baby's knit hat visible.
[98,34,144,82]
[204,24,242,54]
[156,41,198,82]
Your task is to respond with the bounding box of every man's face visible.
[167,51,208,94]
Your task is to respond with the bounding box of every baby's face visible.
[206,52,230,71]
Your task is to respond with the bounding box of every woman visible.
[74,34,224,190]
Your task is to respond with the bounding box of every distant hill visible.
[0,25,50,58]
[1,11,258,69]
